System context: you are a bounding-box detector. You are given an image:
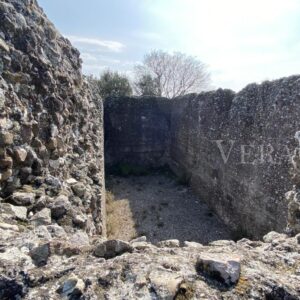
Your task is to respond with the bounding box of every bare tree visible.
[134,50,210,98]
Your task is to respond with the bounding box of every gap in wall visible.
[105,168,234,244]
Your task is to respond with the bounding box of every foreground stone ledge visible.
[0,234,299,299]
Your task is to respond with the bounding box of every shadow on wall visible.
[105,171,234,245]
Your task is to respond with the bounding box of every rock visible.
[0,222,19,231]
[46,224,67,239]
[50,195,70,219]
[131,241,152,250]
[47,137,57,150]
[157,239,180,248]
[149,270,183,299]
[69,231,90,247]
[65,178,77,185]
[296,234,300,244]
[30,208,51,226]
[94,239,133,259]
[196,253,241,285]
[45,176,62,191]
[29,243,50,267]
[263,231,288,243]
[72,214,87,228]
[0,169,12,182]
[11,192,35,206]
[209,240,236,247]
[0,156,13,168]
[1,203,27,221]
[14,147,27,163]
[0,275,25,300]
[71,182,86,197]
[130,236,147,243]
[0,38,10,52]
[0,131,13,145]
[57,274,85,298]
[183,241,204,248]
[34,226,52,240]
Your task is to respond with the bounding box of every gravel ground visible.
[106,174,233,244]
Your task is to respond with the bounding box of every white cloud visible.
[146,0,300,90]
[81,52,97,62]
[66,35,125,52]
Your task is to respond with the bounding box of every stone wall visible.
[0,0,105,236]
[104,96,171,171]
[170,77,300,238]
[105,76,300,238]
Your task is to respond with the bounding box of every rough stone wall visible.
[169,77,300,238]
[0,0,105,235]
[104,96,171,171]
[105,76,300,238]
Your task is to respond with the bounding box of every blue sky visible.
[39,0,300,91]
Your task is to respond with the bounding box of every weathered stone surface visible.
[0,132,13,145]
[71,182,86,198]
[29,243,50,267]
[0,203,27,221]
[11,192,35,206]
[104,96,171,170]
[196,253,241,285]
[263,231,288,243]
[0,222,19,231]
[149,270,183,299]
[46,224,67,239]
[1,235,297,299]
[286,146,300,235]
[13,147,27,163]
[57,274,85,298]
[157,239,180,248]
[50,195,70,219]
[30,208,51,226]
[94,239,133,258]
[0,0,105,236]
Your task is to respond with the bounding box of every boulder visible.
[94,239,133,259]
[196,253,241,285]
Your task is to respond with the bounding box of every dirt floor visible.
[106,174,233,244]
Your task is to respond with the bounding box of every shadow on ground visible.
[106,174,233,244]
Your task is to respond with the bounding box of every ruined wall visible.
[104,96,171,171]
[105,76,300,238]
[170,76,300,238]
[0,0,105,235]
